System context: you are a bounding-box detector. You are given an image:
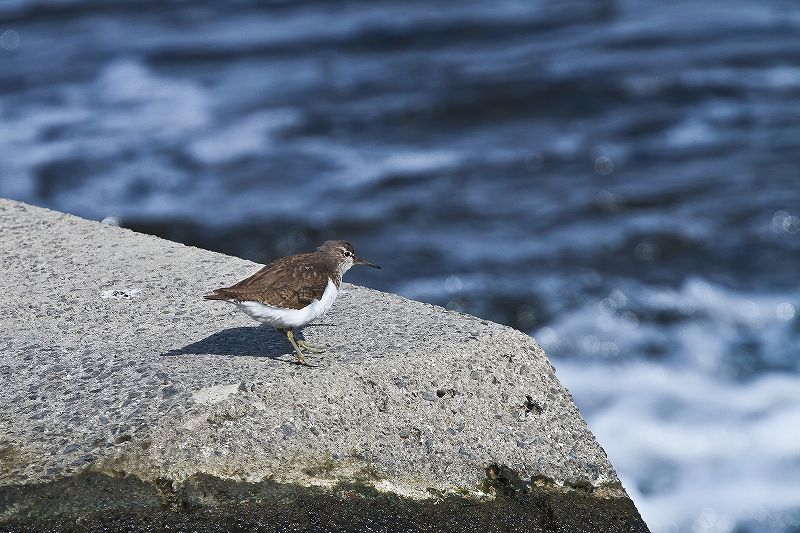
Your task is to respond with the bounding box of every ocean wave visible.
[541,277,799,531]
[538,278,798,376]
[556,362,800,533]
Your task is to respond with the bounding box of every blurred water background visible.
[1,1,799,531]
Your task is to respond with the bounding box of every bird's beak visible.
[354,255,381,269]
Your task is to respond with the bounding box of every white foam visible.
[188,109,301,165]
[97,59,210,139]
[541,277,800,532]
[557,362,800,532]
[665,119,716,148]
[537,277,798,371]
[0,58,212,215]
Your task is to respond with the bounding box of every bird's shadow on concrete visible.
[162,325,336,361]
[163,326,292,360]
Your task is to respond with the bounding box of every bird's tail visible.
[203,289,231,301]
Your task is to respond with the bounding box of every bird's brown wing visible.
[204,253,330,310]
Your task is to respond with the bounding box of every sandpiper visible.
[204,240,380,365]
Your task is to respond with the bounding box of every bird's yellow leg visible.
[285,329,315,366]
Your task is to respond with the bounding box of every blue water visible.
[1,1,799,531]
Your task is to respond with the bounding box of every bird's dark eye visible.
[344,251,352,257]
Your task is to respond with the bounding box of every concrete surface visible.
[0,199,648,531]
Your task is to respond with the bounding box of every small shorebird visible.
[204,240,380,365]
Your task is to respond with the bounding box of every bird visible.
[204,240,380,365]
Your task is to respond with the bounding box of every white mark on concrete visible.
[101,288,142,300]
[192,383,240,405]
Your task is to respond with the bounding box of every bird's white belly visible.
[233,279,338,329]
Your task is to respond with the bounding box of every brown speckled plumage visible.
[204,240,363,310]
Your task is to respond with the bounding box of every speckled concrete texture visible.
[0,199,645,529]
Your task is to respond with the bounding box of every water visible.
[1,1,799,530]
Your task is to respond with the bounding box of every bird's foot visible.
[293,352,318,367]
[297,340,326,353]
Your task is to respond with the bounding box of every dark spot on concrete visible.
[71,454,94,467]
[524,395,543,415]
[301,456,337,479]
[161,385,180,399]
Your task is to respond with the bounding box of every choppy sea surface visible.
[1,1,799,531]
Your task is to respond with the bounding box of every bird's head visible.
[318,240,381,274]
